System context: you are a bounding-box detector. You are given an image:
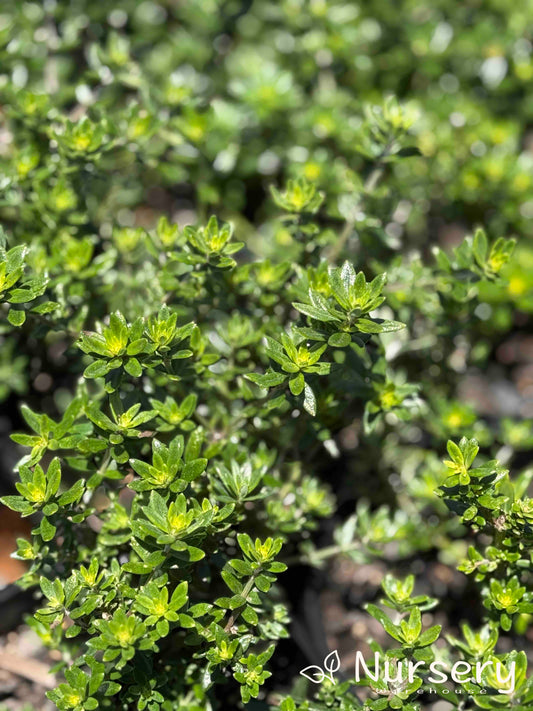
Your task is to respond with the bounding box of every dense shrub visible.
[0,2,532,710]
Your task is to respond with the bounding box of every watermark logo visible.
[300,650,341,684]
[300,650,516,695]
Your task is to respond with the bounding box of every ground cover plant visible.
[0,1,532,710]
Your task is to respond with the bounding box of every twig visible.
[224,570,260,633]
[328,144,392,263]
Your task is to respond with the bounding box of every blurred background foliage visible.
[1,0,533,242]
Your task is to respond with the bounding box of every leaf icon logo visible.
[323,650,341,678]
[299,650,340,684]
[299,665,325,684]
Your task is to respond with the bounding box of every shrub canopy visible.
[0,2,532,710]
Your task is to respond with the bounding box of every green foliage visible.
[0,1,532,710]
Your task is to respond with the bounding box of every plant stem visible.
[328,144,392,262]
[284,540,362,566]
[224,569,260,633]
